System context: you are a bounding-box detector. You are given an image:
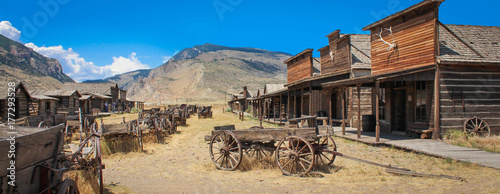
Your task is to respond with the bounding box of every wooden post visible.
[273,97,276,122]
[287,91,291,120]
[341,87,346,135]
[301,88,304,116]
[329,89,332,126]
[294,90,297,118]
[434,67,441,139]
[375,81,380,142]
[78,108,83,142]
[357,84,361,139]
[279,94,283,124]
[309,86,313,116]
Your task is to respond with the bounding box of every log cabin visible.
[0,82,31,121]
[30,90,81,115]
[322,0,500,140]
[79,94,93,115]
[62,82,120,106]
[228,86,251,113]
[31,95,59,117]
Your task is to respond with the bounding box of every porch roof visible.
[322,65,436,88]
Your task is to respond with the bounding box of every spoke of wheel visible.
[229,147,239,151]
[298,160,307,172]
[282,158,293,169]
[214,139,223,149]
[299,157,312,165]
[299,153,312,157]
[297,145,308,154]
[227,139,236,148]
[215,154,224,163]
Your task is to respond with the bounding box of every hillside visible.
[0,34,74,90]
[126,43,291,103]
[83,69,151,90]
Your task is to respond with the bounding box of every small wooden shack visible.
[0,82,31,121]
[31,90,81,115]
[31,95,59,116]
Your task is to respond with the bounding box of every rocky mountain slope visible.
[83,69,151,90]
[0,34,74,90]
[126,43,291,102]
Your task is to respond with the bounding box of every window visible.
[46,101,51,114]
[379,88,386,120]
[415,81,427,122]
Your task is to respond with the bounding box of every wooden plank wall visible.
[349,87,373,128]
[439,65,500,135]
[0,100,5,121]
[370,11,436,75]
[287,54,313,84]
[15,87,29,118]
[321,38,351,74]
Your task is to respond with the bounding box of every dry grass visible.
[443,129,500,153]
[101,106,500,193]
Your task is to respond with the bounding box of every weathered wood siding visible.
[370,11,437,75]
[287,53,313,84]
[37,100,57,116]
[439,65,500,135]
[319,47,333,73]
[349,87,373,128]
[15,86,30,119]
[321,37,351,74]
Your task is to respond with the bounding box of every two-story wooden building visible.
[323,0,500,140]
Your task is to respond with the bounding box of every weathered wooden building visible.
[31,90,81,115]
[0,82,31,121]
[284,31,372,128]
[228,86,251,112]
[322,0,500,140]
[260,84,288,123]
[31,95,59,116]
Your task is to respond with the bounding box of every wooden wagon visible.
[205,116,337,176]
[0,123,103,193]
[198,106,213,119]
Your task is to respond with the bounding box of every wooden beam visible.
[341,87,346,135]
[329,89,332,126]
[357,84,361,139]
[294,90,297,118]
[279,94,283,124]
[301,88,304,116]
[309,86,313,116]
[273,97,276,122]
[287,91,291,119]
[375,81,380,142]
[434,67,441,139]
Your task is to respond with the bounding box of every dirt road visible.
[103,109,500,193]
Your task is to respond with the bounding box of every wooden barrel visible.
[362,115,375,132]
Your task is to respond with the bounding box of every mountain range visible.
[0,32,290,102]
[88,43,291,102]
[0,34,74,90]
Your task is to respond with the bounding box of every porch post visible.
[273,97,276,122]
[294,90,297,118]
[329,89,332,126]
[301,88,304,116]
[357,84,361,139]
[287,91,291,119]
[434,67,441,139]
[341,87,346,135]
[375,81,380,142]
[279,94,283,124]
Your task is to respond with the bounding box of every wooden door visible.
[393,89,406,132]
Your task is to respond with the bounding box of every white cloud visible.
[0,21,21,41]
[25,43,150,82]
[2,21,151,82]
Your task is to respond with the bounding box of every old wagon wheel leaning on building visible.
[209,130,243,171]
[276,136,315,176]
[464,116,491,136]
[314,135,337,168]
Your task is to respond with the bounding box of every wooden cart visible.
[206,116,337,176]
[0,124,97,193]
[198,106,213,119]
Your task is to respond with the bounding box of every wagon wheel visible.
[38,121,49,128]
[276,136,314,176]
[246,146,273,161]
[209,130,243,171]
[57,179,79,194]
[464,116,491,136]
[314,135,337,169]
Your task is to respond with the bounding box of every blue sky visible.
[0,0,499,81]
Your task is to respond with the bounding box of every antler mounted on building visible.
[376,26,398,51]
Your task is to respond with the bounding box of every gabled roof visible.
[438,24,500,64]
[32,95,59,101]
[80,95,93,100]
[31,89,81,97]
[0,82,31,100]
[264,84,285,94]
[362,0,444,31]
[62,83,118,96]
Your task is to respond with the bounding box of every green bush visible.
[130,107,141,114]
[225,107,232,112]
[245,106,252,114]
